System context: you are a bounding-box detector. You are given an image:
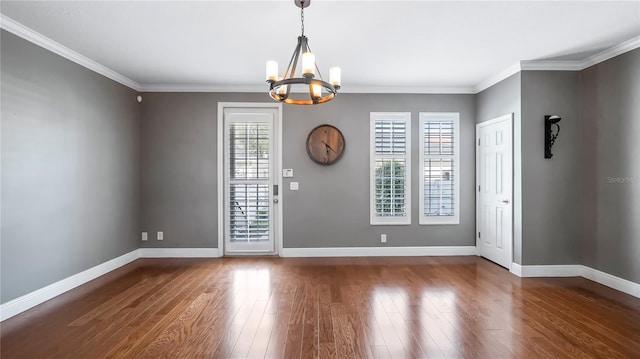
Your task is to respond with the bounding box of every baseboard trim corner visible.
[0,249,139,322]
[138,248,220,258]
[510,263,639,299]
[510,263,522,276]
[281,246,477,258]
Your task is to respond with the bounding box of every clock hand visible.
[322,141,337,153]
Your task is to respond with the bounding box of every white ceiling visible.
[1,1,639,92]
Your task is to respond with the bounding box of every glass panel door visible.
[224,108,277,253]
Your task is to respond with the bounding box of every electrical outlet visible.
[381,234,387,243]
[141,232,148,241]
[157,231,163,241]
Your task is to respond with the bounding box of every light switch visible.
[290,182,299,191]
[283,169,294,178]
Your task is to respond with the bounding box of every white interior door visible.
[223,107,279,254]
[477,114,513,269]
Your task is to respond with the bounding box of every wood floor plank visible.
[283,284,307,359]
[300,285,320,359]
[2,256,639,359]
[264,280,297,359]
[104,261,226,358]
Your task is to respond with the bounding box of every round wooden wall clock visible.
[306,124,345,165]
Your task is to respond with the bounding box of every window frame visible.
[370,112,412,225]
[419,112,460,225]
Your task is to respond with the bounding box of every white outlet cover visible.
[283,169,294,178]
[142,232,148,241]
[157,231,164,240]
[290,182,299,191]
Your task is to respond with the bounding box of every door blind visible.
[228,122,271,242]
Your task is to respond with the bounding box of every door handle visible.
[501,199,510,204]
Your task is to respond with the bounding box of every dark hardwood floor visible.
[1,256,639,358]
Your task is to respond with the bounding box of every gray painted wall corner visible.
[580,49,640,283]
[475,73,523,264]
[1,30,141,303]
[520,70,582,265]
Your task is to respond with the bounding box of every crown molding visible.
[139,84,265,93]
[580,35,640,70]
[474,62,521,93]
[2,14,638,95]
[0,14,141,91]
[339,86,476,94]
[139,84,476,94]
[476,35,640,92]
[519,60,583,71]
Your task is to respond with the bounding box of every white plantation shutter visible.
[420,113,460,225]
[370,113,411,225]
[375,120,407,154]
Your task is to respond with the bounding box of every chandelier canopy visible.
[265,0,341,105]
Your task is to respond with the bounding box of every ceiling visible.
[1,1,639,93]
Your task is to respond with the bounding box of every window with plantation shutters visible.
[419,113,460,225]
[370,113,411,225]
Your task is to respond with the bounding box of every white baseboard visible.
[510,263,522,276]
[3,246,637,323]
[0,249,139,322]
[0,247,222,322]
[510,263,640,299]
[281,246,478,257]
[517,264,583,277]
[581,266,640,298]
[138,248,220,258]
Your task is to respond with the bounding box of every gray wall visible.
[475,73,523,264]
[3,25,637,305]
[140,92,268,248]
[140,93,476,249]
[520,71,581,265]
[476,55,639,281]
[284,94,476,247]
[581,49,640,283]
[1,31,141,303]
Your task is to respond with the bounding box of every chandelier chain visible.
[300,1,305,36]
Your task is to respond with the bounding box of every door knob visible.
[501,199,510,204]
[273,198,279,204]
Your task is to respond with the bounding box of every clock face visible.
[306,124,345,165]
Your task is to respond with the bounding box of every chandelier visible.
[265,0,341,105]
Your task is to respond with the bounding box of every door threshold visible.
[223,253,279,257]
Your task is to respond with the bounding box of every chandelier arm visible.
[285,38,304,99]
[289,37,302,79]
[282,37,302,80]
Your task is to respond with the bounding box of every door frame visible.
[217,102,283,256]
[475,113,514,270]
